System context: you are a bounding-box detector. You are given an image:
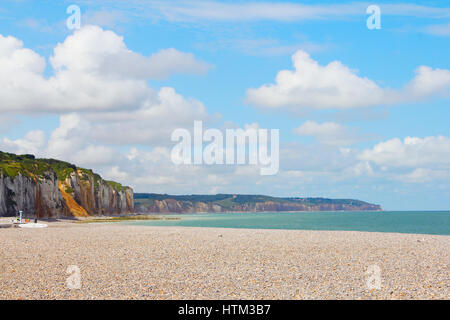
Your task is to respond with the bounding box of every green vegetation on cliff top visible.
[0,151,130,192]
[105,180,128,192]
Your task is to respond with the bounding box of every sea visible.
[125,211,450,235]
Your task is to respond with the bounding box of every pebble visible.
[0,221,448,299]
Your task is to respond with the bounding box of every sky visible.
[0,0,449,210]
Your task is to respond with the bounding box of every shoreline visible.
[2,214,449,237]
[134,209,384,215]
[0,221,448,299]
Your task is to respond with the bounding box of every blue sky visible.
[0,0,449,210]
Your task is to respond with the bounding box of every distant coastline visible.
[134,193,382,214]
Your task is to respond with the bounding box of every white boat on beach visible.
[18,223,48,228]
[10,211,48,228]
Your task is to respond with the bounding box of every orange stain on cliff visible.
[126,190,133,212]
[58,181,89,217]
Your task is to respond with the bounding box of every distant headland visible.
[134,193,382,214]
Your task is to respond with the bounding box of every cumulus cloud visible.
[246,50,383,109]
[246,50,450,110]
[0,85,213,169]
[402,66,450,99]
[1,25,447,191]
[359,136,450,168]
[105,166,129,182]
[47,113,90,158]
[358,136,450,183]
[85,87,214,145]
[0,130,46,155]
[2,121,449,197]
[0,25,211,113]
[42,101,211,168]
[293,120,370,146]
[50,26,211,79]
[45,114,119,167]
[0,118,356,193]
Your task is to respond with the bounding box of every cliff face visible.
[0,171,67,217]
[135,194,382,213]
[0,152,133,218]
[60,170,134,217]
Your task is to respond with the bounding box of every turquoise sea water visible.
[125,211,450,235]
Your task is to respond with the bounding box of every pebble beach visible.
[0,220,448,300]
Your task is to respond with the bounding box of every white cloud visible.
[0,121,356,193]
[246,50,384,109]
[359,136,450,168]
[0,25,211,113]
[73,1,450,24]
[403,66,450,99]
[293,120,369,146]
[358,136,450,183]
[345,161,375,178]
[43,113,119,167]
[397,168,450,183]
[105,166,129,181]
[144,1,361,22]
[3,122,449,196]
[50,26,211,79]
[84,87,214,145]
[246,50,450,110]
[424,23,450,36]
[72,145,118,167]
[280,141,357,174]
[143,1,450,22]
[47,113,90,158]
[0,130,46,155]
